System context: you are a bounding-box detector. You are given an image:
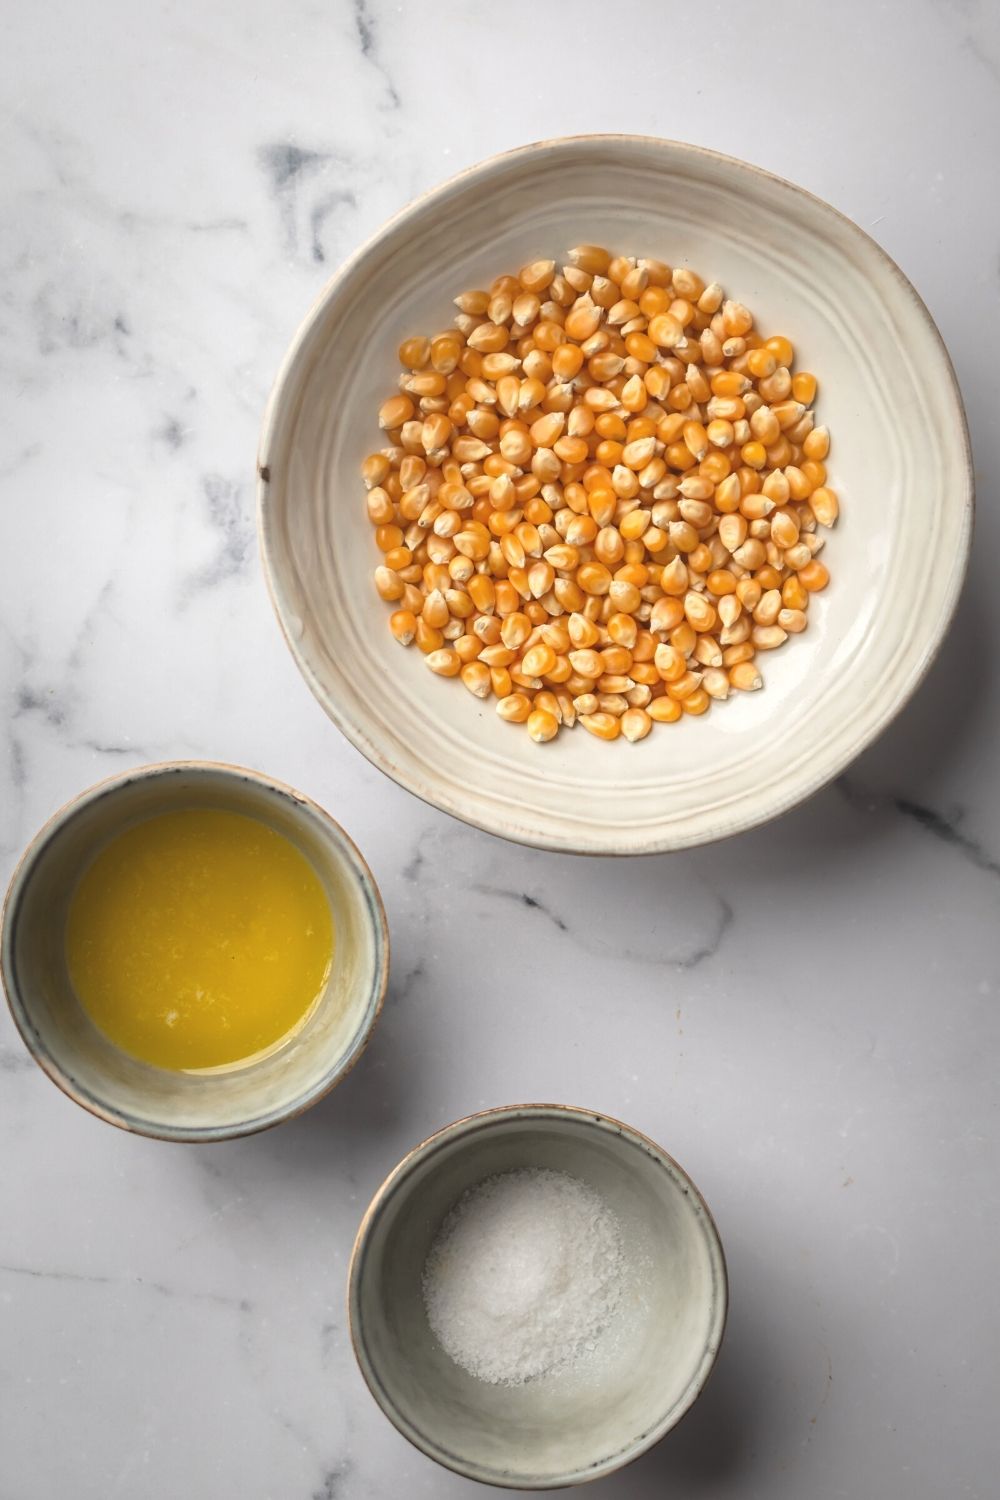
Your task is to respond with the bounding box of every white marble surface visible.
[1,1,998,1495]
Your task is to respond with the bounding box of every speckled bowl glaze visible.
[258,134,972,855]
[1,762,388,1141]
[348,1104,727,1489]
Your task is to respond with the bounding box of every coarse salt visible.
[422,1167,624,1385]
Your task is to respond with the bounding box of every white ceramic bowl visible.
[1,762,388,1141]
[259,135,972,854]
[348,1104,727,1489]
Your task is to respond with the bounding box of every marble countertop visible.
[2,2,998,1495]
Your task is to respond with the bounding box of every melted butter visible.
[65,808,334,1072]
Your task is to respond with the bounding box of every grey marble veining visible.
[2,1,999,1496]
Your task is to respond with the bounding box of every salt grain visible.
[422,1167,624,1385]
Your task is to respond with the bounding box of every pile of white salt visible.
[422,1167,624,1385]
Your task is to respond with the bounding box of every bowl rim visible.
[0,758,390,1142]
[257,132,974,856]
[347,1101,729,1489]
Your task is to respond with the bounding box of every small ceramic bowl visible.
[1,762,388,1141]
[348,1104,727,1489]
[258,134,972,855]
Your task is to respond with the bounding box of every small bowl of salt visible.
[348,1103,727,1488]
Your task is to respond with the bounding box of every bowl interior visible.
[2,766,386,1138]
[350,1110,726,1488]
[260,136,970,853]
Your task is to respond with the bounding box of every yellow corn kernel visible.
[593,526,623,568]
[522,642,557,678]
[664,665,702,701]
[361,452,393,490]
[693,635,723,669]
[526,708,559,742]
[424,646,461,677]
[552,434,589,465]
[387,608,416,646]
[739,494,775,524]
[770,509,800,549]
[746,347,777,380]
[670,622,697,658]
[671,266,704,299]
[411,617,441,653]
[800,458,827,490]
[810,486,839,527]
[560,302,600,341]
[684,592,717,633]
[499,611,531,650]
[366,488,395,526]
[648,695,682,723]
[527,412,564,449]
[753,589,782,627]
[566,245,611,275]
[465,575,494,616]
[701,667,729,701]
[568,648,603,679]
[579,711,621,741]
[751,625,787,651]
[799,560,830,592]
[779,576,806,611]
[459,661,491,698]
[382,545,413,572]
[729,661,763,692]
[496,692,531,722]
[650,597,685,634]
[681,688,710,715]
[618,436,653,471]
[450,630,479,661]
[791,371,817,404]
[467,322,510,354]
[721,642,754,667]
[680,420,707,461]
[621,707,652,742]
[404,370,447,398]
[608,613,638,649]
[653,642,685,683]
[577,561,613,596]
[764,335,794,366]
[517,257,555,293]
[719,597,743,639]
[647,313,682,348]
[599,644,632,676]
[374,566,405,603]
[417,588,446,628]
[398,335,430,370]
[510,290,540,326]
[803,425,830,461]
[707,569,738,596]
[552,343,585,381]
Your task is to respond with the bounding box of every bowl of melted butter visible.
[1,762,388,1139]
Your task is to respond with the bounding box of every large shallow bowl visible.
[348,1104,727,1489]
[258,135,972,854]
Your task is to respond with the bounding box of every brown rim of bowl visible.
[347,1101,729,1490]
[0,759,390,1143]
[256,132,974,858]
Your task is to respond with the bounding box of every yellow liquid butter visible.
[66,809,334,1071]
